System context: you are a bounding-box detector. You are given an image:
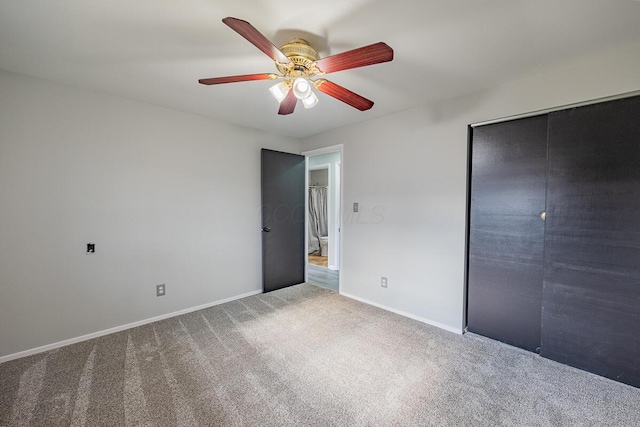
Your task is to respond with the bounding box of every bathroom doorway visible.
[304,145,342,292]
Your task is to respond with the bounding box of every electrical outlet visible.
[353,202,359,213]
[156,284,166,297]
[381,277,388,288]
[86,243,95,254]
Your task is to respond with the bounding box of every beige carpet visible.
[1,284,639,426]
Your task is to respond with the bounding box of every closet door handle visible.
[540,211,546,221]
[262,227,271,232]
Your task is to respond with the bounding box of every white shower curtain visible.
[308,187,328,254]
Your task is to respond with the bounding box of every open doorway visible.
[304,145,342,292]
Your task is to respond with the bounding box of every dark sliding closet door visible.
[467,115,548,353]
[542,96,640,387]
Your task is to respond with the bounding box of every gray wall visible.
[0,70,301,357]
[301,42,640,333]
[3,41,640,358]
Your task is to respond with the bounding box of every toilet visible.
[319,236,329,257]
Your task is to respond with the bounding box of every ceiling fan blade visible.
[314,79,374,111]
[222,17,291,64]
[198,73,278,85]
[278,89,297,115]
[314,42,393,74]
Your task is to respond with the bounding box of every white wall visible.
[301,43,640,333]
[0,70,301,358]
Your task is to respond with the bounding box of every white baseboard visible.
[340,292,463,335]
[0,289,262,364]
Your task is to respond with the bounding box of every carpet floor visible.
[1,284,639,426]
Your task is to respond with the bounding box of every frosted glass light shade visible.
[292,77,311,100]
[302,91,319,109]
[269,81,289,103]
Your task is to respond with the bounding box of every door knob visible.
[261,227,271,232]
[540,211,546,221]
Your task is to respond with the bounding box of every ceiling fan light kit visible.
[199,17,394,115]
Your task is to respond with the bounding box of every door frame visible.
[301,144,344,289]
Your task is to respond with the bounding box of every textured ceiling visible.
[2,0,640,138]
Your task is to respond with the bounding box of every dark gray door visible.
[542,96,640,387]
[467,115,548,353]
[261,148,305,293]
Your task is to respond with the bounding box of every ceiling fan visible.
[199,17,394,115]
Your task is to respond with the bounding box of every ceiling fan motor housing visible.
[276,39,321,76]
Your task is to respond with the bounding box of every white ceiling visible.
[2,0,640,139]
